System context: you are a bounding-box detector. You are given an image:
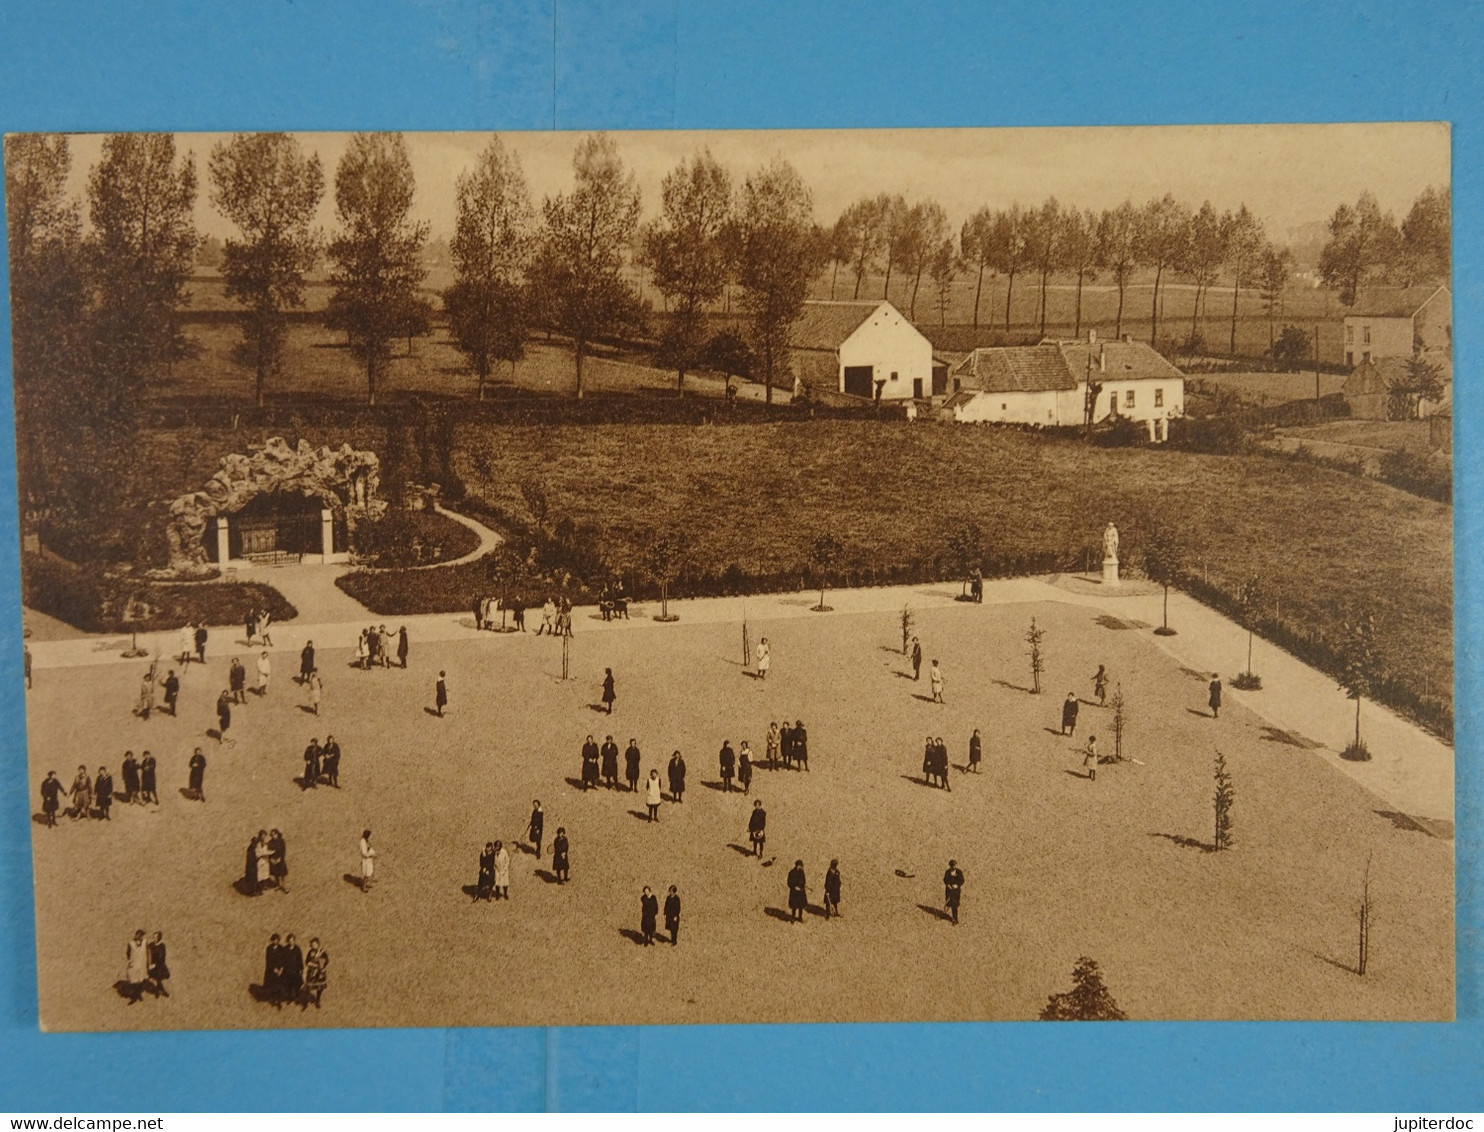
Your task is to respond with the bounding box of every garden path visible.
[422,504,501,568]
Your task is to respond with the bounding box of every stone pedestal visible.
[215,516,230,566]
[320,508,334,563]
[1101,555,1120,587]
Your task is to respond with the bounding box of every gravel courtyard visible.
[27,597,1453,1030]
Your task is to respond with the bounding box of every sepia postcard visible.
[6,123,1452,1031]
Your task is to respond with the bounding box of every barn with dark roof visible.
[789,299,934,401]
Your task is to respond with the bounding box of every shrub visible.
[1341,739,1372,762]
[1039,957,1127,1021]
[1231,672,1263,691]
[351,508,481,568]
[1378,449,1451,503]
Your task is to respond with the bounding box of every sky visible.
[55,123,1450,245]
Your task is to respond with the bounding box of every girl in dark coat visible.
[551,828,570,882]
[121,752,140,804]
[667,751,686,802]
[188,749,206,801]
[280,934,304,1004]
[263,934,283,1005]
[94,767,114,820]
[663,886,681,945]
[968,730,982,773]
[824,860,842,918]
[719,742,735,791]
[600,737,620,789]
[303,940,328,1009]
[639,887,659,945]
[786,861,808,921]
[601,668,616,714]
[794,722,809,771]
[268,829,289,893]
[139,753,158,804]
[146,932,170,997]
[624,740,642,792]
[321,736,341,787]
[580,736,600,789]
[476,842,495,901]
[397,626,409,668]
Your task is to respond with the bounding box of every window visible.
[1345,325,1354,344]
[1362,351,1371,364]
[889,371,898,381]
[1001,403,1007,411]
[1125,390,1136,409]
[1363,326,1371,344]
[1346,351,1354,366]
[1154,388,1164,408]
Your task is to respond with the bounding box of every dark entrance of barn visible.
[228,492,332,563]
[843,365,874,398]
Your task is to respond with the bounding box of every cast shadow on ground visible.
[535,869,562,884]
[727,843,755,857]
[893,671,916,681]
[297,705,318,715]
[618,928,651,947]
[1063,769,1094,780]
[31,812,52,825]
[1179,666,1211,681]
[917,904,955,922]
[1151,832,1213,852]
[626,810,652,822]
[1186,708,1214,719]
[113,979,148,1004]
[910,694,937,704]
[231,877,265,897]
[205,728,221,741]
[177,788,199,801]
[1297,945,1359,976]
[899,774,945,790]
[520,842,539,856]
[460,884,483,900]
[1375,810,1430,834]
[763,907,797,923]
[741,670,763,680]
[342,873,366,890]
[563,777,589,791]
[1260,726,1323,749]
[423,707,444,717]
[1044,727,1067,736]
[991,679,1034,694]
[588,703,612,713]
[700,780,732,792]
[879,645,905,655]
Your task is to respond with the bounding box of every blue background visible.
[0,0,1478,1111]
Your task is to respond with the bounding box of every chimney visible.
[1087,328,1097,345]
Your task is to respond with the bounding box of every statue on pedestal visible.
[1101,522,1121,587]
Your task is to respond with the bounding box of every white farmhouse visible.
[943,332,1185,441]
[789,299,935,401]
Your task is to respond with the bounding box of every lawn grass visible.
[446,420,1452,726]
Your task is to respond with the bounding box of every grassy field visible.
[445,421,1453,719]
[1195,371,1348,406]
[28,600,1452,1029]
[1275,419,1441,456]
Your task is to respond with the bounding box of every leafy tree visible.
[1271,324,1311,372]
[1258,243,1293,351]
[1213,751,1235,850]
[1318,192,1401,305]
[988,204,1029,334]
[928,238,959,327]
[735,159,819,409]
[1096,201,1139,339]
[878,194,910,303]
[1179,200,1227,346]
[208,132,325,406]
[809,532,844,611]
[946,519,984,596]
[958,206,998,332]
[1060,206,1100,338]
[1025,617,1045,694]
[1140,525,1182,635]
[642,149,732,393]
[703,327,752,397]
[519,477,550,535]
[1109,683,1127,762]
[529,133,645,399]
[899,199,949,321]
[1023,197,1062,339]
[900,603,915,656]
[1339,611,1380,759]
[1385,355,1445,420]
[444,135,534,400]
[639,526,689,621]
[1135,193,1191,346]
[1399,185,1450,284]
[326,132,429,405]
[1220,205,1265,356]
[834,195,886,300]
[1039,956,1127,1021]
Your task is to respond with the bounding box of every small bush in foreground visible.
[1040,957,1127,1021]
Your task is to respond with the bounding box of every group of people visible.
[637,885,681,945]
[356,624,409,670]
[780,859,843,922]
[258,933,328,1010]
[473,593,524,632]
[578,735,644,792]
[766,720,810,771]
[535,596,574,637]
[121,929,170,1003]
[41,749,205,823]
[133,661,180,720]
[472,808,569,900]
[244,829,290,895]
[176,622,210,666]
[298,736,343,789]
[921,736,953,789]
[245,608,276,648]
[907,637,945,702]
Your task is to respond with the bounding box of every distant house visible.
[1342,285,1451,367]
[790,300,934,401]
[1342,356,1453,421]
[944,332,1185,442]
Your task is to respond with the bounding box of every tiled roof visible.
[949,345,1077,393]
[1058,340,1185,381]
[790,301,884,351]
[1347,285,1450,319]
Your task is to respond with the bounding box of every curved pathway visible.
[419,504,502,569]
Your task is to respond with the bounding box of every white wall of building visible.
[838,304,934,400]
[953,380,1184,441]
[1342,315,1413,364]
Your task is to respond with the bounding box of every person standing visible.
[943,859,965,925]
[552,827,570,883]
[146,931,170,998]
[719,740,736,792]
[246,609,259,648]
[95,766,114,821]
[39,771,63,827]
[794,721,809,771]
[475,842,496,900]
[435,671,449,717]
[922,736,936,787]
[255,651,272,697]
[1082,735,1100,781]
[755,636,771,681]
[581,735,600,791]
[306,670,322,716]
[280,934,304,1005]
[601,668,616,714]
[624,739,641,793]
[930,661,945,704]
[140,751,158,805]
[300,641,316,684]
[125,929,149,1004]
[511,600,525,633]
[359,829,377,891]
[121,751,141,805]
[737,742,753,794]
[216,690,234,746]
[935,737,951,791]
[1061,692,1080,736]
[377,625,391,668]
[68,765,92,820]
[528,800,545,859]
[268,829,289,893]
[600,735,620,790]
[968,729,982,773]
[194,623,208,665]
[910,636,922,680]
[254,831,273,894]
[663,885,681,945]
[766,722,781,770]
[161,669,180,717]
[302,739,322,789]
[780,722,794,770]
[1208,674,1223,719]
[645,769,663,821]
[188,748,207,802]
[472,594,485,632]
[303,939,328,1010]
[639,886,659,945]
[134,667,156,720]
[493,840,510,900]
[229,657,246,704]
[179,622,195,666]
[356,631,370,670]
[748,799,767,857]
[262,933,283,1007]
[1093,665,1109,707]
[786,860,808,922]
[667,750,686,803]
[258,611,274,648]
[322,735,341,788]
[538,596,555,636]
[823,859,842,919]
[397,626,409,668]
